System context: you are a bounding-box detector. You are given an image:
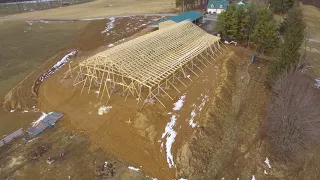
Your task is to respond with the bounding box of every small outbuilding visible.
[207,0,230,14]
[150,11,204,29]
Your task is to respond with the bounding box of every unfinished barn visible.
[71,21,224,107]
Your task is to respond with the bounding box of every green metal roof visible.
[151,11,203,27]
[235,0,249,8]
[207,0,230,9]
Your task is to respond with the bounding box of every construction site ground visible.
[2,2,320,180]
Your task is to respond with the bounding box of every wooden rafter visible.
[72,21,223,107]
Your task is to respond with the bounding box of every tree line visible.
[216,1,320,166]
[216,4,279,53]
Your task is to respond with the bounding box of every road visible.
[0,13,177,21]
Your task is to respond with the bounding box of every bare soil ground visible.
[34,45,230,179]
[1,0,175,20]
[0,125,149,180]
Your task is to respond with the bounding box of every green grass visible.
[0,20,88,101]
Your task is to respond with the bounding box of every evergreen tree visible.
[270,0,295,13]
[246,4,259,45]
[268,5,306,85]
[216,5,248,41]
[250,8,279,53]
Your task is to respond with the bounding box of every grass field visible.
[0,20,88,136]
[301,4,320,39]
[0,20,87,101]
[0,0,93,16]
[2,0,175,20]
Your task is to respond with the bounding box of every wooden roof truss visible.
[68,21,225,107]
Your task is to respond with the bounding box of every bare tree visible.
[265,69,320,163]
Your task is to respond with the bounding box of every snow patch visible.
[36,50,78,83]
[32,112,47,126]
[98,105,112,115]
[128,166,141,172]
[161,115,177,168]
[10,110,15,113]
[108,44,114,47]
[26,21,33,25]
[265,157,271,168]
[101,17,115,34]
[161,94,187,168]
[252,175,255,180]
[53,50,77,69]
[188,95,208,128]
[173,94,186,111]
[264,170,268,174]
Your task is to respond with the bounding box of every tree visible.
[250,8,279,53]
[216,5,248,41]
[246,4,260,45]
[267,6,306,84]
[265,70,320,163]
[269,0,295,13]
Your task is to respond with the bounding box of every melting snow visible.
[265,157,271,168]
[53,50,77,69]
[161,94,187,168]
[36,50,78,83]
[189,110,197,128]
[32,112,47,126]
[161,115,177,168]
[101,17,115,34]
[188,95,208,128]
[173,94,186,111]
[26,21,33,25]
[128,166,141,172]
[98,105,112,115]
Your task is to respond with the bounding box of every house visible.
[207,0,230,14]
[150,11,204,29]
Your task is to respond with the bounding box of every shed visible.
[207,0,230,14]
[27,112,63,136]
[151,11,203,29]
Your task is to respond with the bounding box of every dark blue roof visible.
[151,11,203,26]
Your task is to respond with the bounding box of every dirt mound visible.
[177,47,273,179]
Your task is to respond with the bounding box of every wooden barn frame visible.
[67,21,225,107]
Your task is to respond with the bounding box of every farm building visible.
[70,21,224,107]
[150,11,204,29]
[206,0,230,14]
